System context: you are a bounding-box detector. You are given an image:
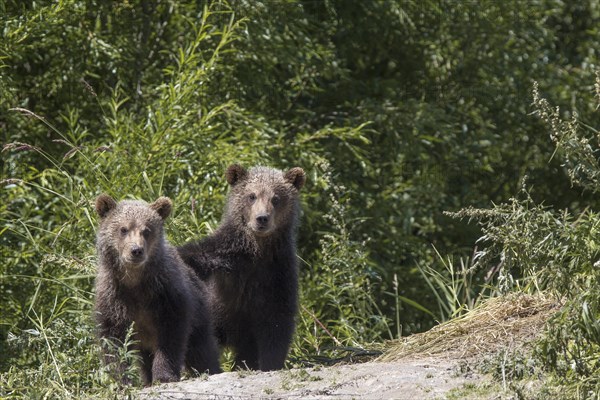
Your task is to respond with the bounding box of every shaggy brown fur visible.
[178,165,305,371]
[94,195,220,386]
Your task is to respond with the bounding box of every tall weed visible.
[1,3,382,396]
[447,74,600,394]
[292,161,389,364]
[0,4,252,397]
[416,246,494,322]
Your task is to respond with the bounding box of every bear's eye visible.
[272,195,280,206]
[247,193,257,203]
[120,227,128,235]
[142,228,151,238]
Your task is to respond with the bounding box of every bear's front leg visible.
[255,314,295,371]
[232,332,259,370]
[151,329,187,383]
[185,323,222,375]
[151,347,182,383]
[150,305,188,383]
[140,349,153,386]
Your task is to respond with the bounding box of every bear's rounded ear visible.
[284,167,306,191]
[150,197,172,220]
[225,164,248,186]
[95,194,117,219]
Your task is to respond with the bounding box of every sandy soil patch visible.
[141,357,479,399]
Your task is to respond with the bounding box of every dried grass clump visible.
[380,293,560,362]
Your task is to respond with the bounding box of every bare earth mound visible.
[141,294,559,400]
[141,358,476,399]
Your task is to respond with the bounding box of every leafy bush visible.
[294,162,390,363]
[1,2,381,396]
[2,0,600,396]
[449,74,600,395]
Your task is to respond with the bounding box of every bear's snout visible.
[249,212,274,236]
[255,214,269,226]
[123,239,147,266]
[131,244,144,259]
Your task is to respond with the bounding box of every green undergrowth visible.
[387,73,600,399]
[2,1,600,398]
[444,75,600,398]
[1,3,384,398]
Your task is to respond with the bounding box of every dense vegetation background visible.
[1,0,599,397]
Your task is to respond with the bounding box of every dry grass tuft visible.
[380,293,561,362]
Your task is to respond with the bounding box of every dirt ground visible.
[140,357,480,399]
[140,294,557,399]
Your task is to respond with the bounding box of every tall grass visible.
[1,4,383,397]
[0,5,258,397]
[415,246,494,322]
[292,161,390,365]
[444,75,600,396]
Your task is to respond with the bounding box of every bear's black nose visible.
[256,215,269,225]
[131,245,144,257]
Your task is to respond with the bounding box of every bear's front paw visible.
[151,371,180,385]
[151,355,181,385]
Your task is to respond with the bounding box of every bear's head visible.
[225,164,305,237]
[95,194,172,275]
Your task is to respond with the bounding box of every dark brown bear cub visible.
[178,165,305,371]
[94,194,220,386]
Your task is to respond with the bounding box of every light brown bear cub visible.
[94,194,220,386]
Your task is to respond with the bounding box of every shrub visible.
[0,3,380,395]
[448,73,600,394]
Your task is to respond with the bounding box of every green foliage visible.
[1,0,600,396]
[416,246,493,322]
[449,76,600,394]
[1,3,262,396]
[293,163,390,363]
[0,2,379,396]
[533,80,600,192]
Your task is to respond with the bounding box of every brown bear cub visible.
[178,165,306,371]
[94,194,221,386]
